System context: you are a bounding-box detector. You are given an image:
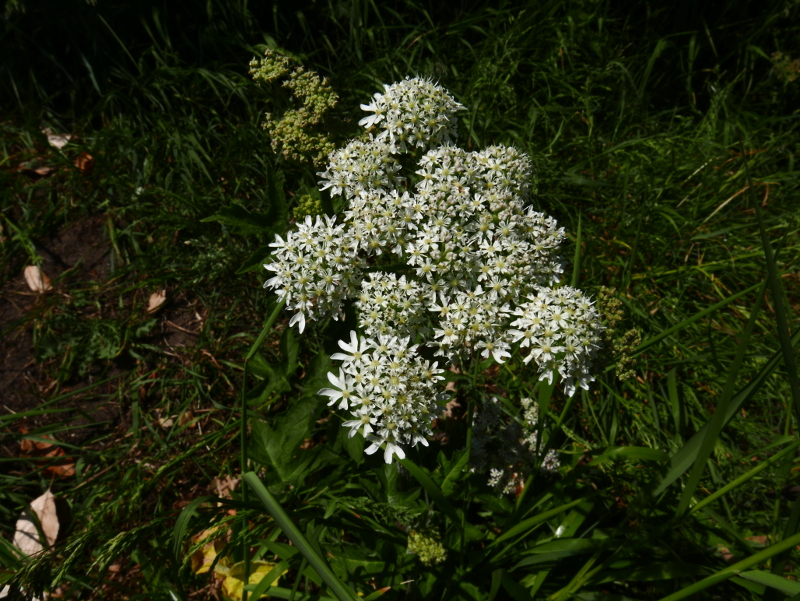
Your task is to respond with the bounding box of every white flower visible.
[318,368,361,410]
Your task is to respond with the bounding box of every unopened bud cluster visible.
[263,76,604,462]
[407,527,447,566]
[596,287,640,381]
[249,49,338,166]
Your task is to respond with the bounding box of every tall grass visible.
[1,0,799,599]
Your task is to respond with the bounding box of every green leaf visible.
[512,539,600,569]
[237,244,274,274]
[249,395,321,483]
[438,448,470,497]
[586,446,669,467]
[657,530,800,601]
[652,327,800,497]
[488,497,587,550]
[172,495,214,562]
[501,571,532,601]
[736,570,800,595]
[201,201,276,236]
[265,160,289,228]
[594,562,710,583]
[398,456,462,529]
[279,327,299,377]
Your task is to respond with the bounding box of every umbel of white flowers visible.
[263,77,604,464]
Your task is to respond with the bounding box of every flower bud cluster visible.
[249,49,338,166]
[407,527,447,566]
[292,194,323,221]
[262,76,604,462]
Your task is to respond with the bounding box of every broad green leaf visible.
[512,539,600,569]
[586,446,669,467]
[737,570,800,595]
[438,448,470,497]
[237,244,274,274]
[201,201,276,236]
[249,395,321,484]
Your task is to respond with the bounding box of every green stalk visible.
[243,472,359,601]
[240,298,287,600]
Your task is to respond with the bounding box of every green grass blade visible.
[633,282,761,356]
[652,326,800,497]
[246,299,287,363]
[675,282,766,516]
[689,439,800,515]
[571,211,582,288]
[243,472,359,601]
[172,495,214,562]
[488,497,587,552]
[247,560,290,599]
[738,570,800,595]
[656,531,800,601]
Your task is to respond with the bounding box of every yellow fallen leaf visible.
[222,561,284,599]
[190,527,228,575]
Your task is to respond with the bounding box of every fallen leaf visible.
[147,290,167,313]
[19,431,76,478]
[157,416,175,429]
[13,490,59,555]
[18,160,54,177]
[42,127,72,150]
[191,527,228,575]
[213,475,239,499]
[74,152,94,176]
[178,410,194,427]
[222,561,284,599]
[23,266,53,293]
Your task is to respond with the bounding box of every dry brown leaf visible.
[24,266,52,293]
[178,410,194,427]
[147,290,167,313]
[42,128,72,150]
[74,152,94,175]
[213,475,239,499]
[19,431,76,478]
[13,489,59,555]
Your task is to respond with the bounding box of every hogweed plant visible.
[262,76,604,466]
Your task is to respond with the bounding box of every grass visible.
[1,0,799,599]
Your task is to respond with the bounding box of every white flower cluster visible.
[261,76,603,462]
[359,77,465,151]
[509,287,604,396]
[472,397,560,495]
[318,332,447,464]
